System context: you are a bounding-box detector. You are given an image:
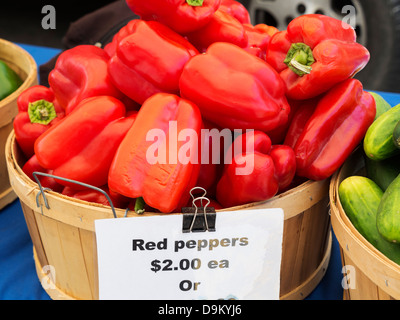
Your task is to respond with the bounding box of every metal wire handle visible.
[189,195,211,232]
[189,186,207,208]
[32,171,118,218]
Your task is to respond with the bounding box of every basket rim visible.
[6,130,330,231]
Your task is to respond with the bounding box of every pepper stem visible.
[290,59,313,75]
[134,197,146,215]
[186,0,204,6]
[284,43,315,77]
[28,99,57,125]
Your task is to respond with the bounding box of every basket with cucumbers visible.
[339,92,400,265]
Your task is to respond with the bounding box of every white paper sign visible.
[95,209,284,300]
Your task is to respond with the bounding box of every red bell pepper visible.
[61,185,130,209]
[13,85,65,158]
[216,130,279,207]
[283,97,319,149]
[269,145,296,193]
[224,130,295,192]
[104,19,139,58]
[22,155,64,193]
[243,23,279,60]
[195,120,224,197]
[186,10,248,53]
[34,96,136,188]
[180,42,290,132]
[262,98,302,145]
[266,14,370,100]
[108,93,203,213]
[294,78,376,181]
[108,20,199,105]
[224,130,272,163]
[48,45,125,114]
[219,0,251,24]
[125,0,221,35]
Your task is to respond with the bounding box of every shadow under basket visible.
[6,131,332,300]
[330,148,400,300]
[0,39,37,209]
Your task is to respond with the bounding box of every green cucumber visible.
[339,176,400,265]
[364,104,400,161]
[365,154,400,191]
[369,92,392,121]
[377,174,400,244]
[393,120,400,149]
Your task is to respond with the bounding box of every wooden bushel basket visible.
[0,39,37,209]
[6,131,332,300]
[330,149,400,300]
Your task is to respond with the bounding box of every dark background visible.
[0,1,116,48]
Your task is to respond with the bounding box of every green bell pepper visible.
[0,60,23,100]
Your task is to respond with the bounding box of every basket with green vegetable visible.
[0,38,37,209]
[331,97,400,300]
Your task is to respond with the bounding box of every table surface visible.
[1,43,398,301]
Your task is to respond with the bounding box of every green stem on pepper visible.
[284,43,315,77]
[186,0,204,6]
[134,197,146,215]
[28,99,57,125]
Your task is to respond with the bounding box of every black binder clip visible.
[182,187,216,233]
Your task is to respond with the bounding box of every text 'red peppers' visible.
[34,96,136,188]
[266,14,370,100]
[108,93,203,213]
[48,45,124,114]
[125,0,221,35]
[180,42,290,132]
[294,78,376,181]
[13,85,65,158]
[108,20,198,105]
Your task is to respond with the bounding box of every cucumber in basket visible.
[368,92,392,121]
[339,176,400,265]
[377,174,400,245]
[365,154,400,191]
[364,104,400,161]
[393,120,400,149]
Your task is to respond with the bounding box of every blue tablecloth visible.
[0,43,398,300]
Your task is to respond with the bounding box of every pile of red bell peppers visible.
[13,0,376,213]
